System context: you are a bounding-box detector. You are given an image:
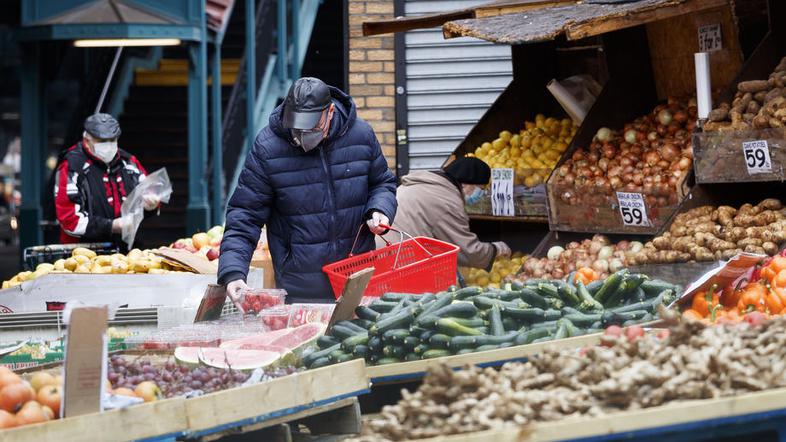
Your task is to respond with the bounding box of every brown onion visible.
[660,142,679,161]
[644,151,660,166]
[678,156,691,170]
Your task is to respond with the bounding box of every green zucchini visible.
[544,297,564,310]
[336,320,367,334]
[419,293,453,317]
[456,348,476,355]
[529,320,559,330]
[518,288,548,309]
[601,309,649,326]
[317,335,340,349]
[351,318,374,330]
[415,293,436,306]
[422,349,452,359]
[560,306,583,316]
[448,317,486,328]
[593,269,628,304]
[431,302,478,319]
[303,343,341,367]
[640,279,677,297]
[502,317,518,331]
[476,332,518,346]
[489,304,504,336]
[537,282,560,299]
[497,290,522,301]
[382,329,410,345]
[590,321,602,329]
[375,357,399,365]
[413,343,429,355]
[419,330,436,342]
[334,353,355,363]
[475,344,500,352]
[355,305,381,321]
[368,354,379,364]
[586,280,603,295]
[352,345,369,358]
[428,333,451,349]
[436,318,483,336]
[403,336,420,350]
[382,345,405,359]
[404,352,420,362]
[543,309,562,321]
[621,273,648,292]
[502,307,545,322]
[452,286,482,300]
[514,328,551,345]
[472,295,503,310]
[562,312,603,327]
[367,300,398,313]
[367,336,383,352]
[532,336,553,344]
[631,287,647,303]
[369,309,415,336]
[341,333,369,352]
[555,281,581,305]
[576,280,604,311]
[449,335,479,351]
[329,325,358,340]
[414,314,439,328]
[409,325,428,336]
[309,357,332,368]
[381,292,412,302]
[554,320,570,340]
[328,349,349,362]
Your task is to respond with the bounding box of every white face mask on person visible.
[92,141,118,163]
[291,104,334,152]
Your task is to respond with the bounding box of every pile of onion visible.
[554,97,696,208]
[511,235,644,281]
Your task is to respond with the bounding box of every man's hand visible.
[366,211,389,235]
[111,217,127,234]
[226,279,250,313]
[493,241,512,258]
[143,194,160,211]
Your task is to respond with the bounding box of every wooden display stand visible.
[250,250,275,288]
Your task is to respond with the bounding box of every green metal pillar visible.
[211,40,224,225]
[19,44,44,251]
[277,0,287,80]
[245,0,256,157]
[186,19,210,234]
[290,0,300,79]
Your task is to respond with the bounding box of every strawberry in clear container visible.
[239,289,287,314]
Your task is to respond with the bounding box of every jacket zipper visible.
[319,147,337,259]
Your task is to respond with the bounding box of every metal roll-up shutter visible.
[403,0,512,171]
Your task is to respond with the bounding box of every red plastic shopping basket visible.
[322,224,459,299]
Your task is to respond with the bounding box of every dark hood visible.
[269,86,357,145]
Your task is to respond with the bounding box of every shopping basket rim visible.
[322,236,459,277]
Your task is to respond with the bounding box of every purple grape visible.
[108,372,120,383]
[162,373,173,382]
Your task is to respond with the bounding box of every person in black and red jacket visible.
[54,113,159,247]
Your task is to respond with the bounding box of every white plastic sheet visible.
[121,168,172,249]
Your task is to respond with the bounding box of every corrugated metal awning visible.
[442,0,729,43]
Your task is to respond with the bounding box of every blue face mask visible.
[464,187,484,205]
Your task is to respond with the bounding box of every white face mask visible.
[92,141,118,163]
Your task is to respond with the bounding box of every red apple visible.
[206,247,220,261]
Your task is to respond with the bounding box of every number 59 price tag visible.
[616,192,651,227]
[742,140,772,174]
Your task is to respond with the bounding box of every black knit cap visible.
[443,157,491,185]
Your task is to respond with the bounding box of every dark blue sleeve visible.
[363,130,397,222]
[217,143,273,285]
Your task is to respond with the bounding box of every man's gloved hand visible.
[493,241,512,258]
[143,194,160,211]
[226,279,250,312]
[111,217,128,234]
[366,211,389,235]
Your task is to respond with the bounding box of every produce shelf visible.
[0,360,368,442]
[366,333,601,386]
[412,386,786,441]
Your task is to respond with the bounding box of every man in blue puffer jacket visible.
[218,77,397,303]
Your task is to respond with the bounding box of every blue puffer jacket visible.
[218,87,397,302]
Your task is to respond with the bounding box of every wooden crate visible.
[0,397,188,442]
[412,386,786,441]
[184,359,368,437]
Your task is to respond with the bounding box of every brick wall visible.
[348,0,397,169]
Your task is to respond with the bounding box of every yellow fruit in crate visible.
[53,259,66,271]
[94,255,112,266]
[63,258,78,271]
[491,138,505,150]
[91,264,113,274]
[112,260,130,274]
[510,134,520,148]
[36,263,54,273]
[73,254,90,265]
[133,261,152,273]
[499,130,512,143]
[74,265,90,274]
[72,247,96,259]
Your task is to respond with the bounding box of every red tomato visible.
[604,325,623,337]
[625,325,645,342]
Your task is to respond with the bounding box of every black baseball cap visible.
[84,113,121,140]
[282,77,331,130]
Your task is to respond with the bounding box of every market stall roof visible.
[362,0,573,36]
[442,0,728,44]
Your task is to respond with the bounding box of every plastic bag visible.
[121,168,172,249]
[547,74,603,124]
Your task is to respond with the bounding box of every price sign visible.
[742,140,772,174]
[698,23,722,52]
[491,168,514,217]
[616,192,650,227]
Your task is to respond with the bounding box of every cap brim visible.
[283,110,323,130]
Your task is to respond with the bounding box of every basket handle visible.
[349,223,434,270]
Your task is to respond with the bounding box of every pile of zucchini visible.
[303,269,679,369]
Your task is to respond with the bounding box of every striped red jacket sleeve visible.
[54,159,113,239]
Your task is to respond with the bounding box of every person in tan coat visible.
[377,158,511,269]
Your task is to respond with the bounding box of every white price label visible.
[742,140,772,174]
[491,168,514,217]
[698,23,722,52]
[616,192,651,227]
